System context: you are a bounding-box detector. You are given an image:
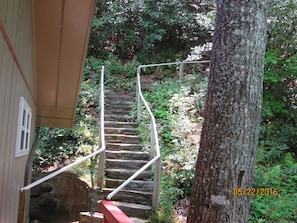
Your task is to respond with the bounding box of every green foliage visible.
[249,156,297,223]
[251,45,297,222]
[149,176,182,223]
[262,50,297,120]
[267,0,297,55]
[139,72,207,221]
[89,0,213,62]
[103,55,139,90]
[34,127,80,170]
[84,55,138,90]
[260,49,297,174]
[253,48,297,222]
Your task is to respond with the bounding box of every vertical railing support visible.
[97,66,105,188]
[97,150,105,188]
[179,62,184,80]
[149,121,155,159]
[136,67,142,123]
[152,157,161,210]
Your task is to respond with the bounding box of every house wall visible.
[0,0,36,222]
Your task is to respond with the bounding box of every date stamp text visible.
[233,188,278,196]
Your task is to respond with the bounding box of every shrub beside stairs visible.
[80,91,154,223]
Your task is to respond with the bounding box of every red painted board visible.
[100,200,134,223]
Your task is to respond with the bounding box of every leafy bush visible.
[84,55,139,90]
[250,48,297,222]
[267,0,297,55]
[89,0,213,62]
[262,50,297,121]
[33,127,81,170]
[249,153,297,223]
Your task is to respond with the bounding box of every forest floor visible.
[174,196,190,223]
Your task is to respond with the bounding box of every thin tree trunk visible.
[187,1,268,222]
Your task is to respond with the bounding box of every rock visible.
[29,172,91,222]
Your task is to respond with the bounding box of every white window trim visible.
[15,97,32,157]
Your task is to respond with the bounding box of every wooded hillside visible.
[33,1,296,222]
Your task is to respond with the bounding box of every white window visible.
[15,97,32,157]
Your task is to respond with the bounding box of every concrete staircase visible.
[80,91,153,223]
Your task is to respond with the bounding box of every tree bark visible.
[187,1,268,223]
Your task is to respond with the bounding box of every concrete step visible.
[105,134,141,144]
[105,108,133,115]
[106,143,143,151]
[112,201,152,219]
[105,114,134,122]
[105,179,153,192]
[106,150,149,160]
[105,121,137,129]
[106,159,148,170]
[103,189,152,205]
[105,127,137,135]
[105,91,135,98]
[105,168,153,180]
[105,99,134,106]
[105,97,134,101]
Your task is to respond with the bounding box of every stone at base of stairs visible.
[79,212,103,223]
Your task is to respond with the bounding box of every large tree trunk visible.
[187,1,268,223]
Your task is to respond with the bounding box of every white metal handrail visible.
[21,66,106,192]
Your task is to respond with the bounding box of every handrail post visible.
[97,66,105,188]
[137,93,142,123]
[136,67,142,123]
[149,121,155,159]
[179,61,184,80]
[152,157,161,210]
[97,147,105,189]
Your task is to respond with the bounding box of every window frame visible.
[15,97,32,157]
